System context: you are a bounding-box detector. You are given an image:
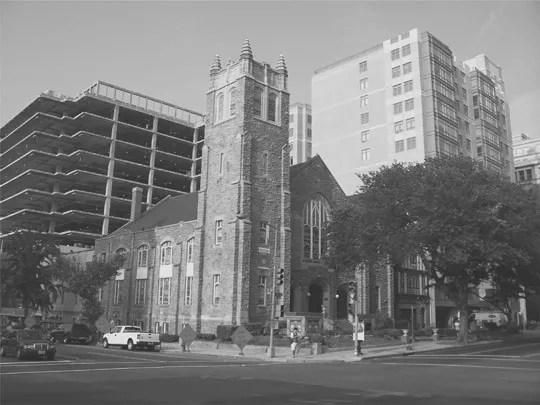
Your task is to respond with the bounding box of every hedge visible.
[160,333,179,343]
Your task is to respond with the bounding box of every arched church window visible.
[229,88,237,116]
[303,198,329,260]
[216,93,224,122]
[268,93,278,122]
[254,87,263,118]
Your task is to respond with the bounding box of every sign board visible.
[179,324,197,348]
[353,321,365,342]
[270,319,279,330]
[96,316,110,333]
[306,319,320,333]
[231,325,253,354]
[24,315,36,329]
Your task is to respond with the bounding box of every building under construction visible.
[0,81,204,246]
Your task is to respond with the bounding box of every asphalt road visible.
[1,339,539,405]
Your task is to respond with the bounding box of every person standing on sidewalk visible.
[354,321,365,355]
[290,327,300,358]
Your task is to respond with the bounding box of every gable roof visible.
[290,154,346,195]
[113,192,198,235]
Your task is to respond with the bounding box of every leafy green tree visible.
[325,155,540,344]
[54,254,123,334]
[0,230,63,320]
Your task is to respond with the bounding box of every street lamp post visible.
[267,222,280,358]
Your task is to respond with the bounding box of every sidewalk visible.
[160,330,540,363]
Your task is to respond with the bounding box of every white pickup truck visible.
[102,325,161,351]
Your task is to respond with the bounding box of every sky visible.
[1,0,539,139]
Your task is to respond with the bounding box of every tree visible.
[54,254,123,333]
[0,230,63,320]
[324,155,540,344]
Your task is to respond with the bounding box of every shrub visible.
[395,320,410,329]
[371,328,402,339]
[307,333,325,344]
[196,333,216,341]
[244,323,264,336]
[438,328,457,337]
[372,314,394,330]
[160,333,179,343]
[216,325,238,341]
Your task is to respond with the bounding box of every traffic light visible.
[348,281,357,300]
[277,268,285,285]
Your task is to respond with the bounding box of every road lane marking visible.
[408,355,540,363]
[379,362,538,371]
[0,362,284,376]
[463,342,540,355]
[522,352,540,358]
[88,352,163,362]
[0,360,74,367]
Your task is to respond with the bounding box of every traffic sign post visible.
[179,324,197,352]
[231,325,253,356]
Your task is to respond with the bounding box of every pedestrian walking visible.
[290,327,300,358]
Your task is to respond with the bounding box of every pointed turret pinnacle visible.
[227,57,232,66]
[210,54,222,73]
[277,54,287,73]
[240,39,253,60]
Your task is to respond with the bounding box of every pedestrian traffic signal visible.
[348,281,357,300]
[277,268,285,285]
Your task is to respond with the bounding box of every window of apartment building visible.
[100,252,106,263]
[516,169,533,182]
[391,36,399,44]
[406,117,415,130]
[260,221,269,245]
[407,137,417,150]
[137,245,149,268]
[463,105,469,116]
[290,114,294,123]
[405,98,414,111]
[289,128,293,137]
[395,140,405,153]
[473,95,478,106]
[464,121,470,134]
[461,88,467,100]
[361,130,370,142]
[113,280,123,304]
[307,129,312,139]
[267,93,278,122]
[185,276,193,306]
[359,78,368,90]
[160,241,172,266]
[158,277,171,305]
[457,117,462,130]
[466,139,471,150]
[394,121,404,133]
[187,238,194,263]
[402,32,410,39]
[258,275,267,306]
[254,87,263,117]
[212,274,220,305]
[219,152,224,174]
[215,220,223,244]
[458,134,463,146]
[402,44,411,57]
[461,72,466,84]
[393,84,402,96]
[307,114,312,124]
[229,88,237,116]
[404,80,413,93]
[360,113,369,125]
[391,48,400,61]
[477,146,482,157]
[474,109,479,119]
[135,279,146,305]
[392,66,401,78]
[502,115,506,125]
[360,95,368,107]
[361,148,370,161]
[403,62,412,75]
[393,102,403,115]
[359,61,368,73]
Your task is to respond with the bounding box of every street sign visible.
[231,325,253,355]
[96,316,110,333]
[179,324,197,349]
[270,319,279,329]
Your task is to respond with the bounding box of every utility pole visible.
[354,268,359,356]
[267,222,279,358]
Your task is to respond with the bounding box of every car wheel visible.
[0,346,5,357]
[127,340,134,351]
[16,349,24,361]
[103,339,109,349]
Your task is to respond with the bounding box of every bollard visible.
[432,328,440,342]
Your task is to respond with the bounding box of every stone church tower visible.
[194,40,291,332]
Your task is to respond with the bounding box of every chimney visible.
[130,187,143,221]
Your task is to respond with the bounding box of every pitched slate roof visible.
[119,192,198,234]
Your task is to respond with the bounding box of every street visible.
[1,338,539,405]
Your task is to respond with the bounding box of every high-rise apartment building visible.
[0,82,204,245]
[312,28,513,195]
[289,103,312,165]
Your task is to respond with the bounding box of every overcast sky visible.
[1,0,538,138]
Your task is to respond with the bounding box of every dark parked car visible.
[50,323,92,344]
[0,329,56,360]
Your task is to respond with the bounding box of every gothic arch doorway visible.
[308,283,324,313]
[336,284,348,319]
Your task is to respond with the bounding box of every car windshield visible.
[18,330,43,340]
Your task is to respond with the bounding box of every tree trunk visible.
[455,280,469,345]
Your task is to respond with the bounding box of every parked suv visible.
[51,324,92,345]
